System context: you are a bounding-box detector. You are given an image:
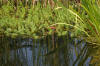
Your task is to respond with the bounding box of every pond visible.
[0,36,94,66]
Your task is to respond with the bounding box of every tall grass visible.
[68,0,100,45]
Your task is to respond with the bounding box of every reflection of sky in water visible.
[8,38,92,66]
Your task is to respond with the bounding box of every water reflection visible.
[0,36,92,66]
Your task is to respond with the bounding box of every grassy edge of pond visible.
[0,0,100,65]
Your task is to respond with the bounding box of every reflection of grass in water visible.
[0,37,31,66]
[0,36,94,66]
[90,48,100,65]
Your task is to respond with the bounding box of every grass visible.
[1,0,100,43]
[0,2,78,39]
[68,0,100,45]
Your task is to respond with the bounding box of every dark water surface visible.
[0,36,92,66]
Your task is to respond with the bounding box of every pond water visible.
[0,36,93,66]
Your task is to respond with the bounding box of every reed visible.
[68,0,100,45]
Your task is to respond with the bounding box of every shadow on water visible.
[0,36,94,66]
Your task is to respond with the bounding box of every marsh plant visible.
[68,0,100,65]
[68,0,100,45]
[0,2,79,39]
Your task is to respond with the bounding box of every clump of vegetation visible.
[0,1,80,39]
[69,0,100,45]
[69,0,100,65]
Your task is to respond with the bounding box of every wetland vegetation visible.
[0,0,100,66]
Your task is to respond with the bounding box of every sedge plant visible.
[68,0,100,45]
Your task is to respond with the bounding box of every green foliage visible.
[81,0,100,44]
[0,2,77,39]
[69,0,100,44]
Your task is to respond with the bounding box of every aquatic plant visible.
[0,2,77,39]
[68,0,100,45]
[67,0,100,65]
